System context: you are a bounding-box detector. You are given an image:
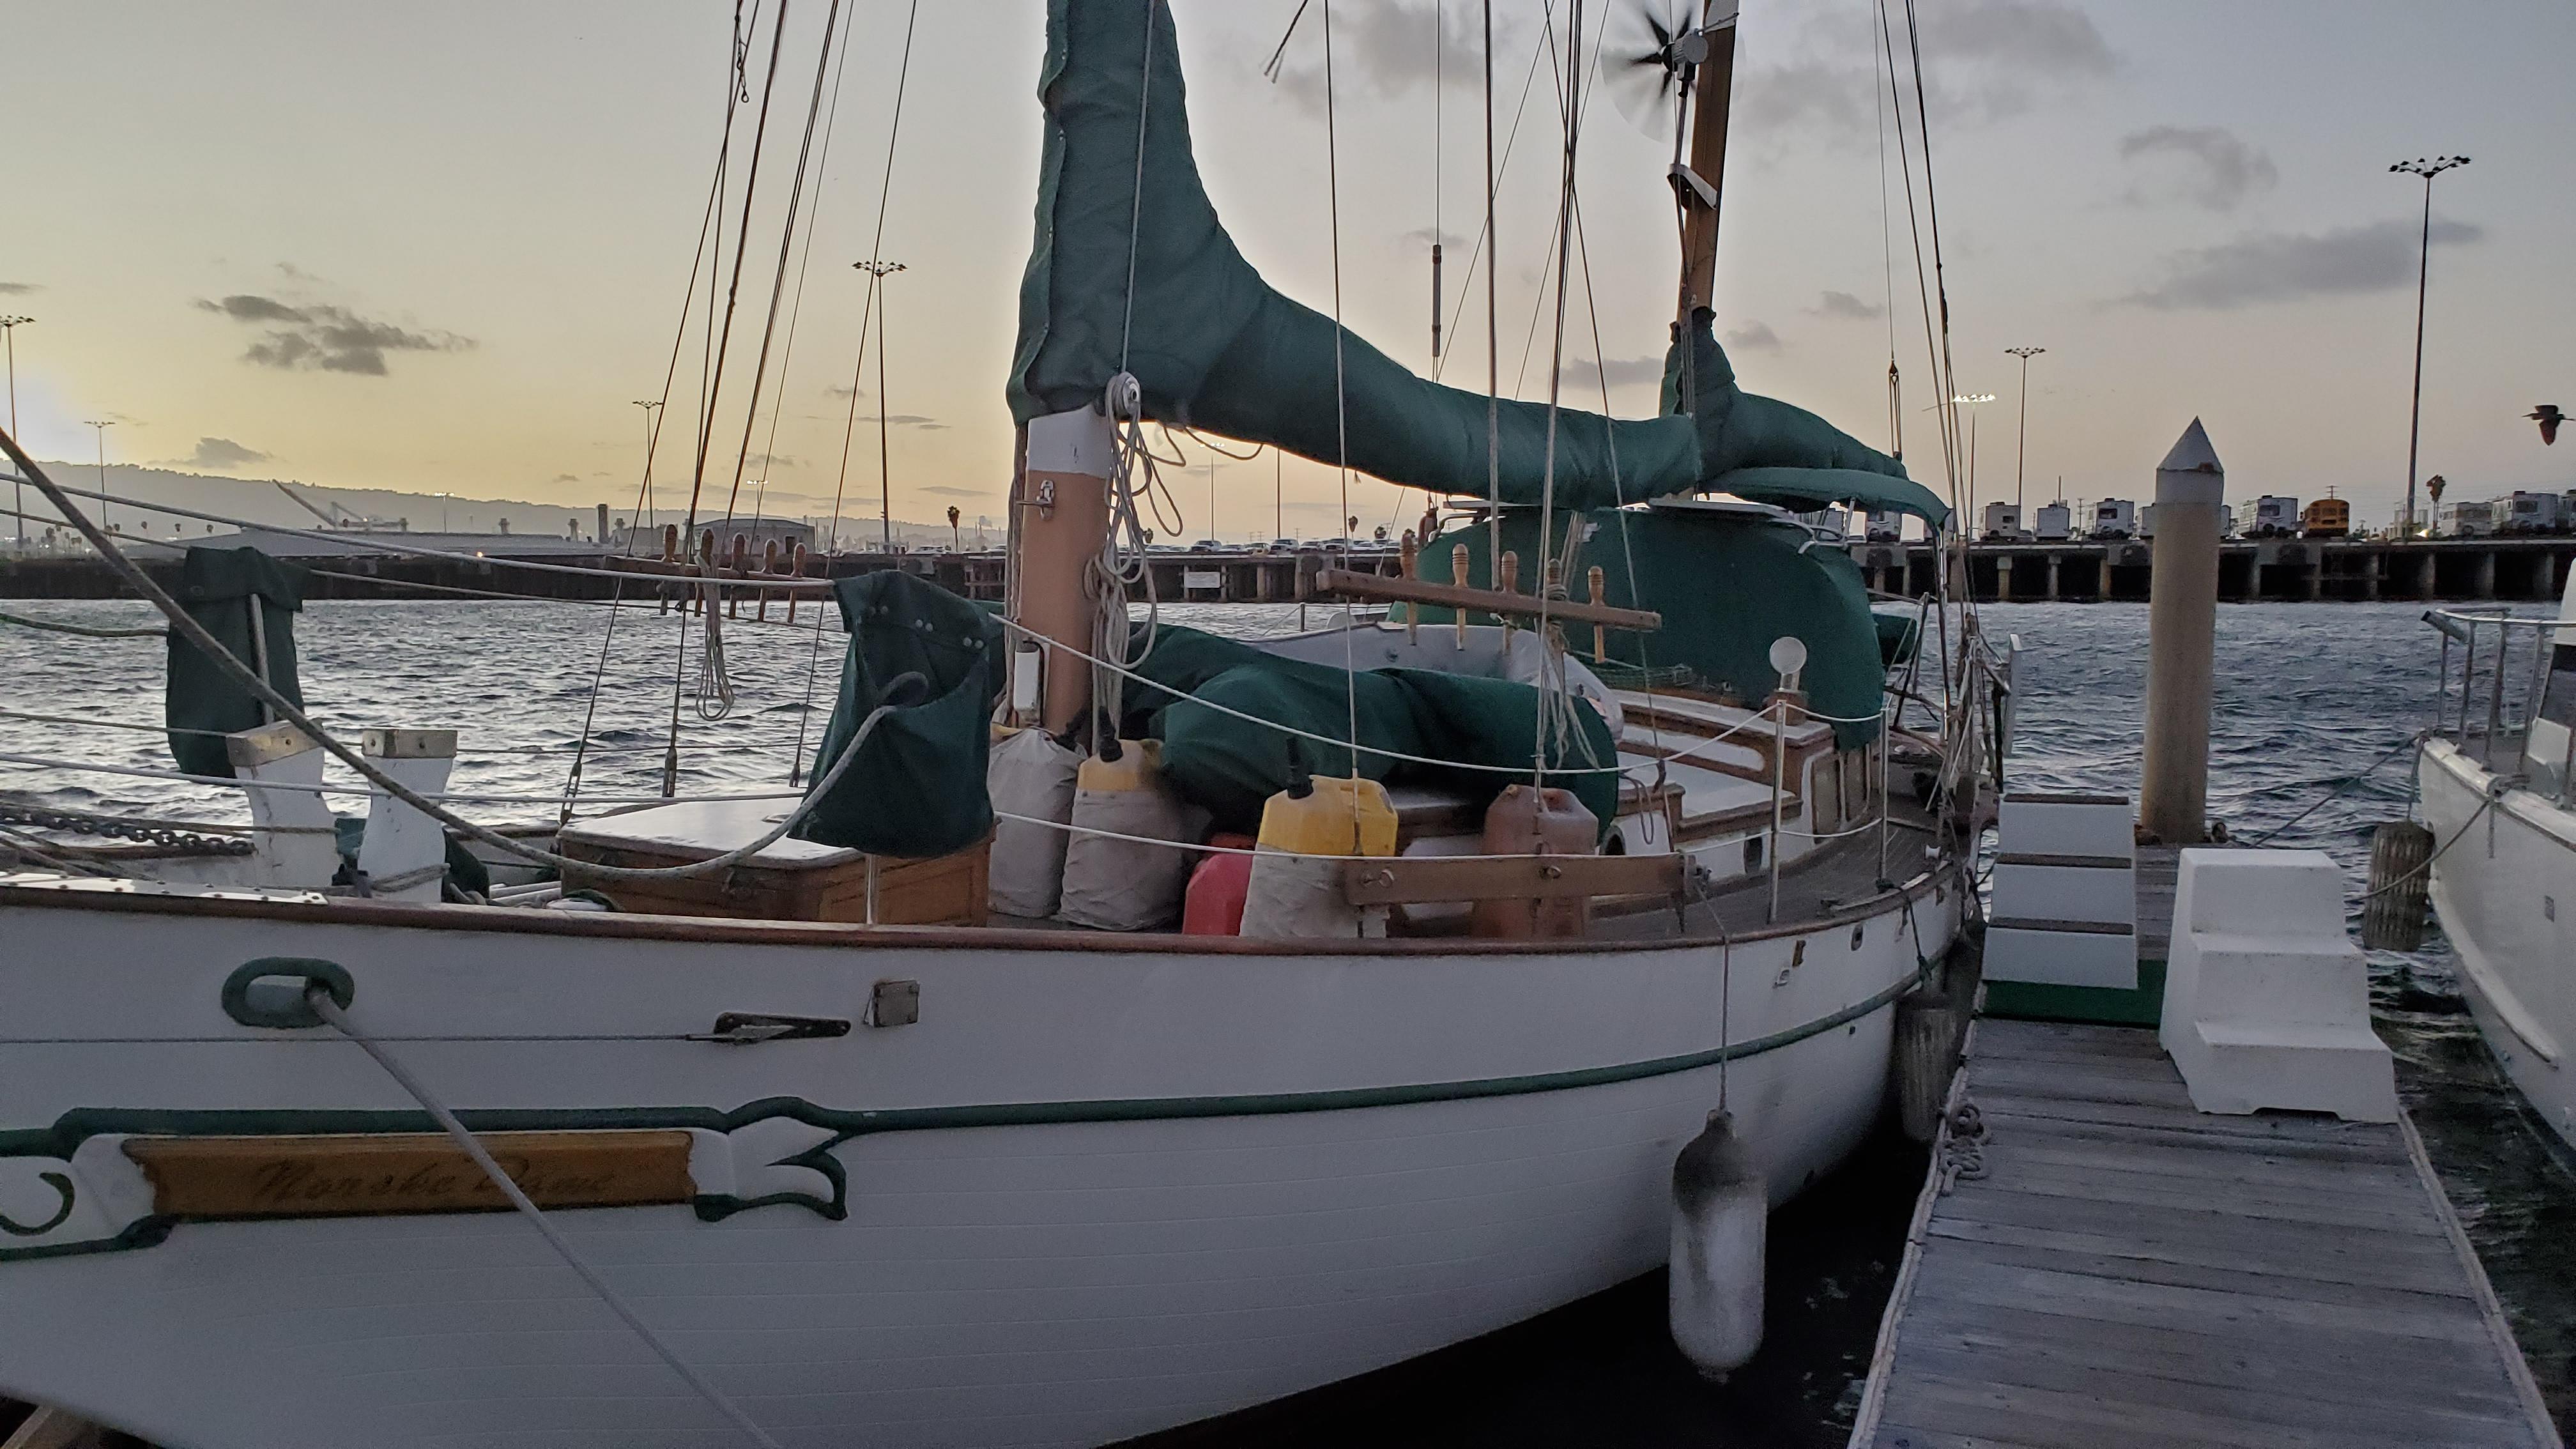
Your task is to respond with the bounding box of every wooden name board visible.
[123,1130,696,1219]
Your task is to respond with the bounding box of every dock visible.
[1848,1019,2559,1448]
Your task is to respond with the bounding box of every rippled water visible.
[3,597,2571,1441]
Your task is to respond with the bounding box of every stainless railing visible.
[2425,608,2568,785]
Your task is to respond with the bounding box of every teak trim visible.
[1342,852,1687,905]
[1311,568,1662,631]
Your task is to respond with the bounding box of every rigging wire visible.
[667,0,791,797]
[718,0,846,529]
[1319,0,1361,782]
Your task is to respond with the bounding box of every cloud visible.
[746,452,799,470]
[163,436,271,470]
[1736,0,2113,148]
[1270,0,1492,110]
[1811,290,1885,321]
[194,293,473,375]
[1725,322,1784,352]
[2121,217,2483,310]
[1402,226,1470,251]
[862,413,947,431]
[824,383,868,399]
[1557,354,1666,391]
[0,282,38,296]
[2119,125,2276,211]
[918,485,988,498]
[551,472,579,484]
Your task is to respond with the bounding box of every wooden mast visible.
[1676,3,1738,316]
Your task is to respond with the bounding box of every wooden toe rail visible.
[1341,852,1686,906]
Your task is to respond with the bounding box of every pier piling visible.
[2140,420,2223,844]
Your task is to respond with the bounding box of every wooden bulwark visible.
[1850,1018,2559,1448]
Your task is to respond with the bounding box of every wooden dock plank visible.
[1848,1017,2558,1449]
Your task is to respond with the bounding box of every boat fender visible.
[1669,1110,1765,1379]
[987,726,1082,918]
[2362,820,2435,951]
[1059,739,1202,931]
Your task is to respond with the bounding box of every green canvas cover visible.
[1006,0,1935,523]
[797,572,1006,858]
[165,546,308,777]
[1407,509,1887,748]
[1118,625,1617,840]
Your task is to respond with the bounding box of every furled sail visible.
[1007,0,1945,525]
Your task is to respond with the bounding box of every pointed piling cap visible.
[2159,418,2222,475]
[2156,418,2224,506]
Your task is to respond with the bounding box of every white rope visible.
[694,593,739,721]
[306,989,780,1449]
[0,749,802,806]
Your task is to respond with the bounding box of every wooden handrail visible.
[1311,567,1662,632]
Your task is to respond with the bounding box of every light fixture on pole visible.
[854,259,907,551]
[1931,393,1998,526]
[0,316,29,551]
[631,399,663,535]
[2391,155,2469,539]
[84,419,115,535]
[2005,346,2045,510]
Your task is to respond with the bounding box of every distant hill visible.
[8,462,974,551]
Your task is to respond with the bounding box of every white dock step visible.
[1983,917,2139,990]
[1990,852,2133,928]
[2159,847,2398,1123]
[1997,792,2135,862]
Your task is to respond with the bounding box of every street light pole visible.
[631,399,663,539]
[84,419,115,535]
[2006,346,2045,511]
[0,316,28,550]
[2392,155,2469,538]
[854,259,907,551]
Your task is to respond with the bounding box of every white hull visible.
[2420,739,2576,1146]
[0,873,1958,1448]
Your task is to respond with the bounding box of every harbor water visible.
[2,597,2570,1445]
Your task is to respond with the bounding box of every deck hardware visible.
[690,1013,853,1046]
[869,979,921,1028]
[1850,923,1867,951]
[221,958,353,1029]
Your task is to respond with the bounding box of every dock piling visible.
[2140,420,2223,844]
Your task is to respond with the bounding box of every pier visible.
[1848,854,2559,1449]
[9,537,2571,606]
[1859,536,2576,604]
[0,546,1395,606]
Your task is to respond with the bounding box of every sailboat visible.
[0,3,1997,1446]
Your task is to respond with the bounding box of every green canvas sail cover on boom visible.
[165,546,309,778]
[1006,0,1945,526]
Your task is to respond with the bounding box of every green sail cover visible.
[165,546,309,777]
[1409,509,1888,749]
[1117,625,1619,839]
[797,572,1007,858]
[1007,0,1929,520]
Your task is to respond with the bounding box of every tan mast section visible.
[1016,408,1117,732]
[1677,2,1738,315]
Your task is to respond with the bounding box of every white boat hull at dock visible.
[2420,737,2576,1147]
[0,875,1956,1449]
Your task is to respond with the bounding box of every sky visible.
[4,0,2573,541]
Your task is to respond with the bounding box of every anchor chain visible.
[0,803,254,857]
